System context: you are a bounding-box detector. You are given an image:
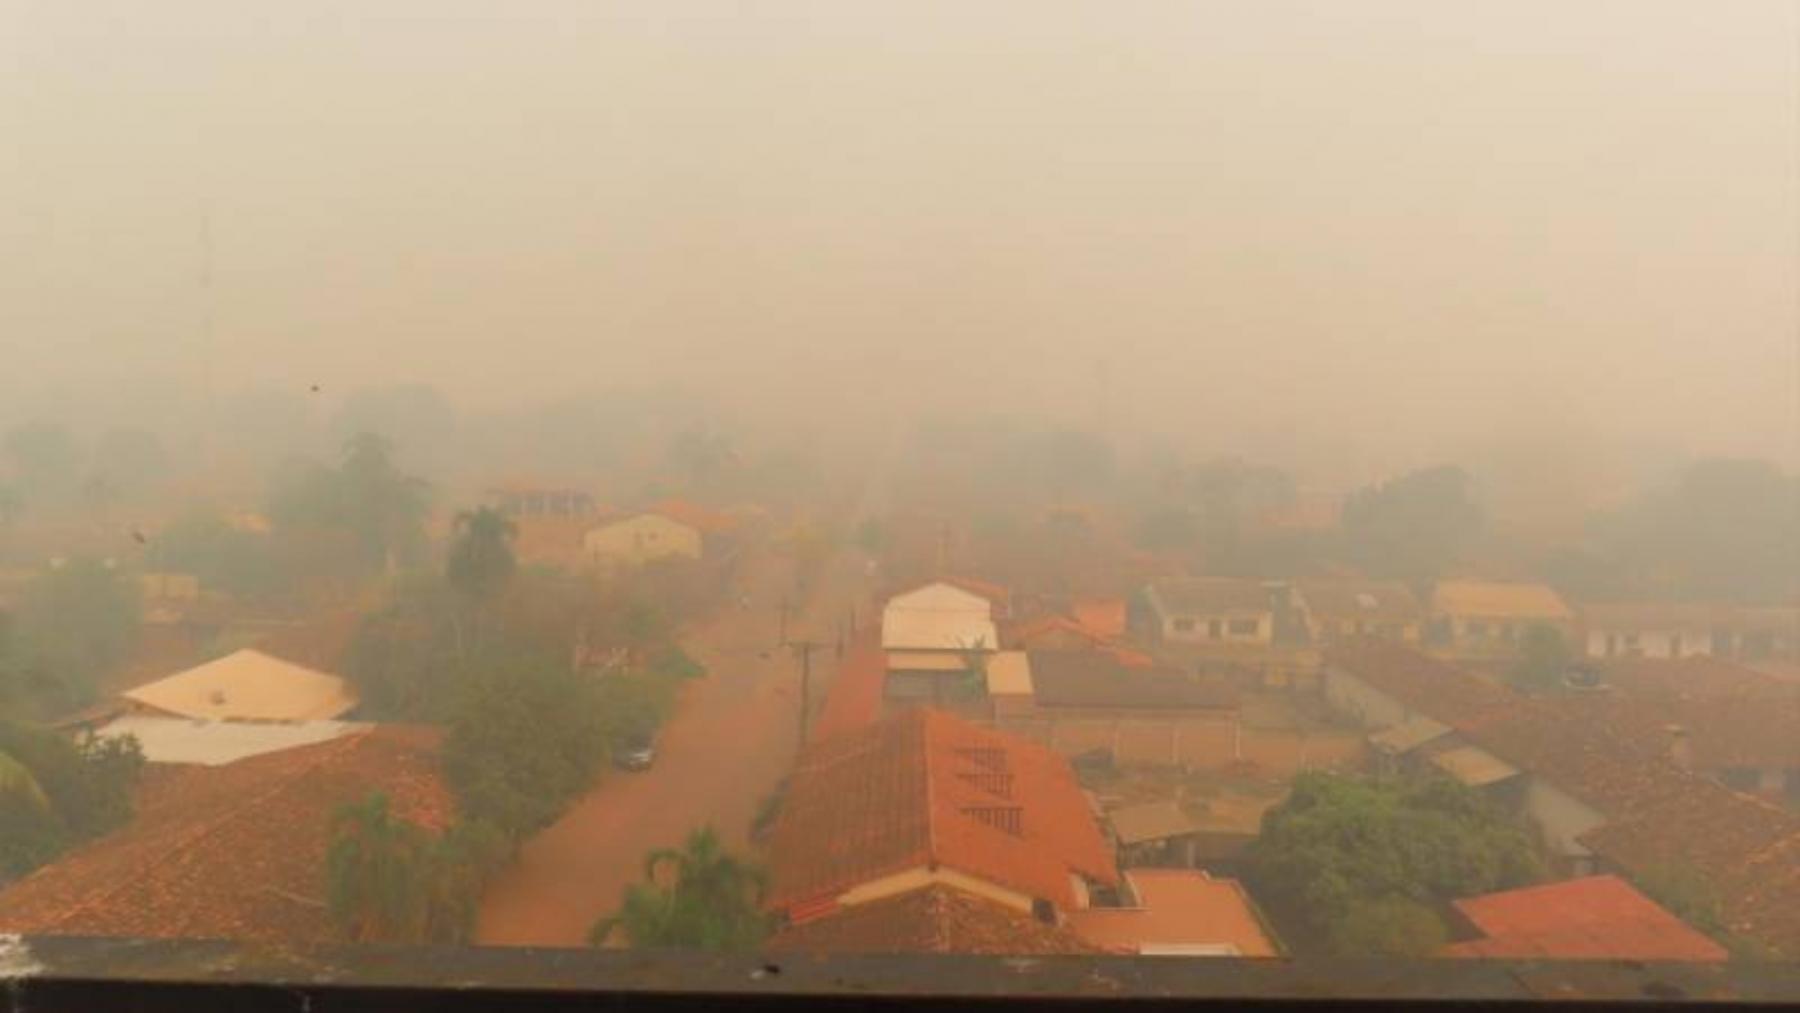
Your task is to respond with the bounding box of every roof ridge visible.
[33,727,377,931]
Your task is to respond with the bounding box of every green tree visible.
[589,827,770,950]
[1342,465,1483,582]
[1248,772,1543,956]
[443,652,606,839]
[0,751,50,813]
[447,507,518,602]
[1328,895,1448,957]
[11,559,141,711]
[327,792,433,942]
[268,432,431,575]
[0,721,142,883]
[147,511,291,602]
[1508,624,1571,692]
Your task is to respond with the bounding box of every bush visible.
[1247,771,1543,955]
[0,721,143,884]
[443,652,607,840]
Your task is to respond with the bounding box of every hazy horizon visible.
[5,1,1797,482]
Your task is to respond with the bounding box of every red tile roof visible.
[1071,599,1128,640]
[647,499,737,536]
[1007,614,1110,649]
[811,627,885,743]
[767,709,1117,916]
[0,725,450,943]
[1066,870,1278,957]
[766,884,1096,955]
[1326,640,1800,957]
[1442,875,1727,962]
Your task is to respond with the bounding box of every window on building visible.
[1228,619,1259,637]
[1172,617,1196,633]
[1208,619,1224,639]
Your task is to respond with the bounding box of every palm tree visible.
[589,826,770,950]
[0,751,49,813]
[326,792,431,942]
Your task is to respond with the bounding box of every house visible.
[1293,579,1424,645]
[120,649,358,723]
[486,482,598,519]
[766,884,1097,955]
[986,652,1241,769]
[1135,578,1274,647]
[1441,875,1727,962]
[1323,640,1800,957]
[1546,658,1800,800]
[765,709,1119,929]
[1581,602,1800,663]
[1065,869,1279,957]
[582,512,703,569]
[1005,608,1154,668]
[91,715,365,766]
[881,582,1001,706]
[1071,598,1128,641]
[1430,580,1574,655]
[0,726,450,943]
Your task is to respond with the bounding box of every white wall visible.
[1161,612,1272,645]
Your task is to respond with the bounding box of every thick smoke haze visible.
[4,1,1796,483]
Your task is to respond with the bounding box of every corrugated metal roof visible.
[95,716,365,767]
[1106,800,1200,846]
[1429,744,1520,787]
[1369,715,1452,755]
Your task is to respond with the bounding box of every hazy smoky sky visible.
[4,1,1796,477]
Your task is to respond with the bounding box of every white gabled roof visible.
[121,649,358,722]
[885,582,993,616]
[94,715,366,766]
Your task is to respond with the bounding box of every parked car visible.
[613,733,657,772]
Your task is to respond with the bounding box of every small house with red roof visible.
[766,709,1118,931]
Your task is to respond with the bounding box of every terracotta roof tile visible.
[768,709,1117,915]
[1443,875,1727,962]
[766,885,1096,955]
[1325,641,1800,957]
[0,725,450,943]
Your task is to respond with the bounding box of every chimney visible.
[1665,724,1693,770]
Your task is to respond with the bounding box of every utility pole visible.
[788,639,827,754]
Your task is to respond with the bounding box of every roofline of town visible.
[7,935,1800,1008]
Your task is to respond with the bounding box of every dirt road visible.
[474,548,870,947]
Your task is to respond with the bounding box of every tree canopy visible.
[1546,458,1798,605]
[0,721,143,883]
[1342,465,1484,582]
[268,432,432,575]
[590,826,770,951]
[7,558,141,713]
[1247,771,1544,956]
